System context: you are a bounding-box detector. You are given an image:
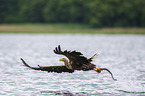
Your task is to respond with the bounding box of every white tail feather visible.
[90,53,99,59]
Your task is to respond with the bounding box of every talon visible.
[94,67,117,81]
[94,67,102,73]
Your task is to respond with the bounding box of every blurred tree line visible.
[0,0,145,27]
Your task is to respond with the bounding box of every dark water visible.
[0,34,145,96]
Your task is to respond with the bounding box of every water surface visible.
[0,34,145,95]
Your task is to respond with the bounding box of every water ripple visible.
[0,34,145,95]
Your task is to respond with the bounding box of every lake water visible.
[0,34,145,96]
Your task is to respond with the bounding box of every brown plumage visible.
[20,58,74,73]
[53,45,96,71]
[21,45,117,81]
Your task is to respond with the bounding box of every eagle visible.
[21,45,117,81]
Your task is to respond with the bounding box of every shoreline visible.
[0,24,145,34]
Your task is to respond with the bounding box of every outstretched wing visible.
[53,45,90,67]
[20,58,74,73]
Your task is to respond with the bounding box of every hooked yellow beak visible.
[59,58,64,61]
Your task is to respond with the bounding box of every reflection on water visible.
[0,34,145,95]
[118,90,145,94]
[40,90,89,96]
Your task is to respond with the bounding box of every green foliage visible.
[0,0,145,27]
[43,0,87,23]
[0,0,19,23]
[18,0,46,22]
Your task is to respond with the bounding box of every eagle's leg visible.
[94,67,102,73]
